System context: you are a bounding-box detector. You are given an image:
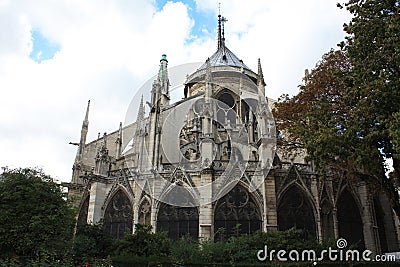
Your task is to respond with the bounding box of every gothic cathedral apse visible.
[68,15,399,255]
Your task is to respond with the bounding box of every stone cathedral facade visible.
[68,16,399,254]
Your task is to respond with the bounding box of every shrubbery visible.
[72,223,114,260]
[0,167,374,266]
[109,224,324,266]
[112,224,171,259]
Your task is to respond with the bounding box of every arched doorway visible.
[337,188,364,250]
[214,185,262,238]
[277,185,316,236]
[104,189,133,239]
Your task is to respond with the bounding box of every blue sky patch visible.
[155,0,216,39]
[29,30,61,63]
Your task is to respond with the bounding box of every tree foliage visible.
[274,0,400,217]
[111,227,321,265]
[112,224,171,258]
[340,0,400,174]
[0,167,75,258]
[72,223,113,260]
[274,50,354,172]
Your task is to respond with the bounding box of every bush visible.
[170,234,203,265]
[72,223,114,260]
[201,239,228,263]
[112,224,171,258]
[110,227,324,265]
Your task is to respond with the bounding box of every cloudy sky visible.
[0,0,351,182]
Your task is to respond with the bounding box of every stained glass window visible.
[104,190,133,239]
[214,185,262,238]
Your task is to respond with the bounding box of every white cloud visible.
[0,0,352,182]
[199,0,351,98]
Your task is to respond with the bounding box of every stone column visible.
[310,177,322,241]
[132,202,139,234]
[265,173,278,231]
[376,194,399,252]
[151,201,158,234]
[333,207,339,240]
[199,171,213,240]
[358,182,378,255]
[87,182,106,224]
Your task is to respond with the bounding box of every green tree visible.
[389,112,400,157]
[0,167,75,259]
[341,0,400,217]
[72,223,113,260]
[273,50,354,173]
[339,0,400,176]
[274,0,400,217]
[274,49,400,218]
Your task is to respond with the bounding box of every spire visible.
[116,122,123,159]
[158,54,169,98]
[102,132,107,147]
[257,58,266,95]
[84,100,90,123]
[257,58,264,83]
[78,100,90,157]
[118,122,122,141]
[218,14,222,49]
[137,95,145,121]
[150,54,170,108]
[221,17,227,46]
[217,6,227,49]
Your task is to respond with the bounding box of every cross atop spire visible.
[217,6,228,49]
[194,10,251,73]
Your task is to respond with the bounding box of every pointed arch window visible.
[214,185,262,238]
[157,204,199,240]
[156,186,199,240]
[277,185,316,236]
[104,190,133,239]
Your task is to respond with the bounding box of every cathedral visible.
[68,15,399,254]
